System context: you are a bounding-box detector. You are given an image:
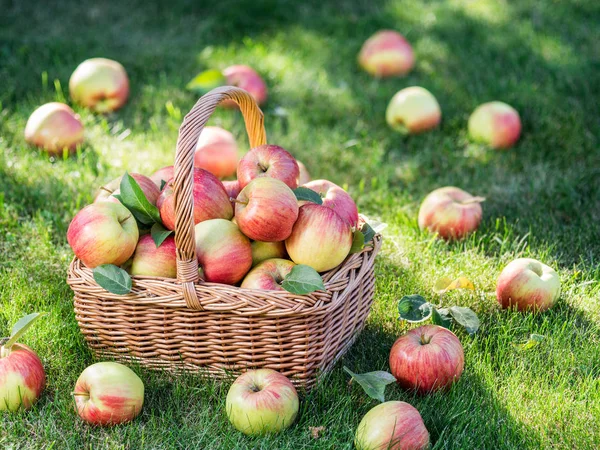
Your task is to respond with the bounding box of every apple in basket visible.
[24,102,84,156]
[67,201,139,268]
[241,258,295,290]
[223,65,268,106]
[386,86,441,134]
[237,145,299,190]
[94,173,160,205]
[226,369,299,435]
[358,30,415,78]
[301,179,359,228]
[157,168,233,231]
[222,179,242,210]
[69,58,129,113]
[251,241,287,267]
[296,160,311,185]
[194,126,239,178]
[73,362,144,426]
[149,165,174,189]
[130,235,177,278]
[468,101,521,149]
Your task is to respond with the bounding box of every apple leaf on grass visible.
[93,264,132,295]
[119,172,162,226]
[343,367,396,403]
[448,306,480,335]
[397,295,433,323]
[293,187,323,205]
[350,229,365,254]
[513,334,545,351]
[434,276,475,294]
[432,307,453,329]
[186,69,226,95]
[151,223,173,248]
[3,313,46,349]
[281,265,325,295]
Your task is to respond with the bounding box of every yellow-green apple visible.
[69,58,129,113]
[251,241,287,267]
[130,235,177,278]
[157,168,233,231]
[386,87,441,134]
[73,362,144,426]
[0,344,45,412]
[94,173,160,205]
[235,178,299,242]
[297,160,311,185]
[237,145,299,190]
[389,324,464,394]
[285,203,353,272]
[468,101,521,149]
[418,187,483,240]
[302,179,359,228]
[226,369,298,435]
[222,65,268,106]
[241,258,295,290]
[194,219,252,285]
[223,179,241,210]
[496,258,560,312]
[24,102,84,156]
[67,202,139,268]
[194,126,239,178]
[354,401,429,450]
[149,165,174,188]
[358,30,415,78]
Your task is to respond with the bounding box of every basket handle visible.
[172,86,267,309]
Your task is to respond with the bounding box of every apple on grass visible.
[468,101,521,149]
[302,179,359,228]
[389,324,464,394]
[418,186,483,240]
[0,344,45,412]
[386,87,441,134]
[130,235,177,278]
[149,165,174,189]
[358,30,415,78]
[94,173,160,205]
[251,241,287,267]
[241,258,295,290]
[24,102,84,156]
[73,362,144,426]
[226,369,298,435]
[237,145,299,190]
[67,201,139,268]
[354,401,429,450]
[285,203,353,272]
[222,65,268,106]
[496,258,560,312]
[69,58,129,113]
[194,126,239,178]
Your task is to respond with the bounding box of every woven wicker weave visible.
[67,86,381,389]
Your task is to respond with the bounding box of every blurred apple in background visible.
[418,186,483,240]
[386,87,441,134]
[241,258,295,290]
[194,219,252,285]
[73,362,144,426]
[235,178,299,242]
[0,343,45,412]
[94,173,160,205]
[297,160,311,185]
[223,65,268,106]
[226,369,298,435]
[67,202,139,268]
[130,235,177,278]
[69,58,129,113]
[149,165,174,188]
[496,258,560,312]
[237,145,299,189]
[302,179,359,228]
[251,241,287,267]
[24,102,84,156]
[468,101,521,149]
[286,203,353,272]
[358,30,415,78]
[354,401,430,450]
[194,126,239,178]
[157,168,233,231]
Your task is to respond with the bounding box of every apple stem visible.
[257,162,268,172]
[231,198,248,206]
[72,392,90,398]
[0,345,10,358]
[420,334,432,345]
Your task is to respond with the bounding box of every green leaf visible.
[186,69,226,95]
[343,367,396,403]
[349,229,365,254]
[151,222,173,248]
[281,264,325,294]
[397,295,433,323]
[3,313,46,349]
[293,187,323,205]
[119,172,161,225]
[449,306,480,335]
[93,264,132,295]
[432,307,452,329]
[513,334,545,351]
[360,222,376,243]
[160,179,167,191]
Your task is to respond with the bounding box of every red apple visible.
[386,87,441,134]
[302,179,359,228]
[251,241,287,267]
[223,65,268,106]
[390,324,464,394]
[130,235,177,278]
[73,362,144,426]
[157,168,233,231]
[418,186,483,240]
[24,102,84,156]
[94,173,160,205]
[285,203,353,272]
[149,165,174,188]
[0,344,45,412]
[237,145,299,190]
[297,160,311,185]
[67,201,139,268]
[354,401,429,450]
[69,58,129,113]
[468,101,521,149]
[226,369,298,435]
[241,258,295,290]
[235,178,299,242]
[358,30,415,78]
[496,258,561,312]
[194,126,238,178]
[194,219,252,285]
[223,179,242,210]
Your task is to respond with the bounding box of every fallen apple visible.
[24,102,84,156]
[358,30,415,78]
[386,86,441,134]
[302,179,359,228]
[241,258,295,290]
[69,58,129,113]
[223,65,268,106]
[237,144,299,190]
[468,101,521,149]
[194,126,239,178]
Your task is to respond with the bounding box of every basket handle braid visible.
[173,86,267,309]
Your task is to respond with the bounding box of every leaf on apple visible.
[281,264,325,295]
[119,172,162,226]
[160,179,167,191]
[3,313,46,350]
[93,264,132,295]
[186,69,226,95]
[360,222,376,244]
[151,222,173,248]
[349,229,365,254]
[448,306,480,335]
[434,276,475,294]
[397,295,433,323]
[293,187,323,205]
[343,367,396,403]
[112,194,123,203]
[432,307,452,329]
[513,333,545,351]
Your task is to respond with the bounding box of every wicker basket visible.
[67,86,381,390]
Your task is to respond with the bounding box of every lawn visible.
[1,0,600,448]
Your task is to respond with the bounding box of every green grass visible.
[1,0,600,448]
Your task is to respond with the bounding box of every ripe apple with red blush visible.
[69,58,129,113]
[386,87,441,134]
[130,235,177,278]
[194,126,238,178]
[469,101,521,149]
[94,173,160,205]
[149,165,174,189]
[0,343,45,412]
[222,65,268,106]
[24,102,84,156]
[241,258,295,290]
[251,241,287,267]
[358,30,415,78]
[237,145,299,190]
[302,179,359,227]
